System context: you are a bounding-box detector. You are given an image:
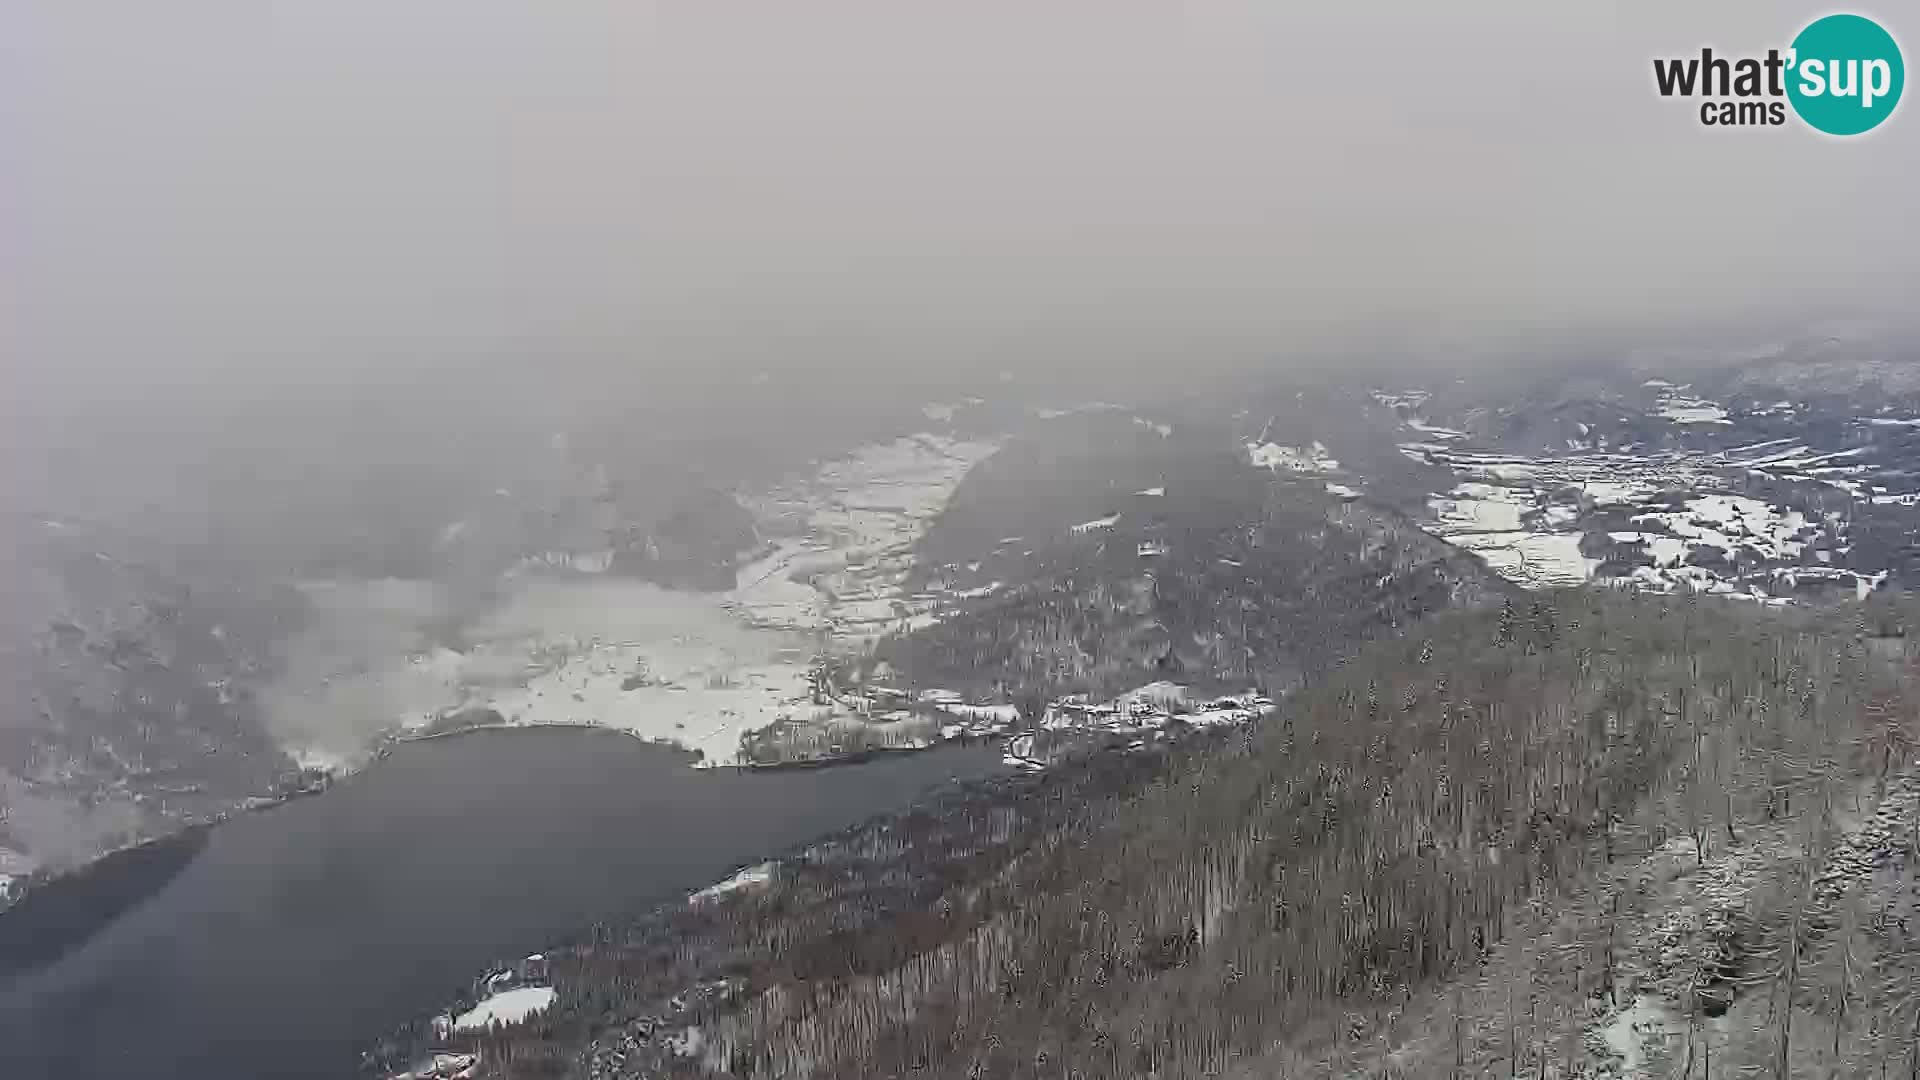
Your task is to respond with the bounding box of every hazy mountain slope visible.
[832,593,1918,1080]
[0,443,759,879]
[0,514,303,877]
[0,390,894,879]
[402,592,1920,1079]
[869,413,1509,702]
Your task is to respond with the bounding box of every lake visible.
[0,729,1009,1080]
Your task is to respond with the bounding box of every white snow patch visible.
[1247,440,1340,473]
[1369,389,1431,410]
[689,861,777,905]
[941,702,1021,725]
[1424,481,1603,588]
[454,987,556,1032]
[1653,388,1730,425]
[1135,486,1165,497]
[1071,514,1120,534]
[410,582,821,767]
[1405,419,1468,440]
[1716,437,1804,463]
[1448,531,1601,589]
[393,1052,479,1079]
[289,746,352,774]
[1427,483,1530,534]
[1597,995,1680,1077]
[1630,494,1807,563]
[1581,480,1641,505]
[1034,402,1123,420]
[1414,441,1881,603]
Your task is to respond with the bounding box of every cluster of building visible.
[1004,683,1274,769]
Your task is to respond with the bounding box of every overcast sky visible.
[4,2,1916,420]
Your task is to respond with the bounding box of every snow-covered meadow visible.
[1408,443,1882,598]
[453,986,556,1033]
[265,434,1000,771]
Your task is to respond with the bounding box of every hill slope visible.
[377,591,1920,1079]
[868,413,1509,703]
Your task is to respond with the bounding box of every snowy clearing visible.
[393,1052,479,1080]
[454,987,556,1032]
[688,861,778,906]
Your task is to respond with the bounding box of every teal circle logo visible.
[1787,14,1904,135]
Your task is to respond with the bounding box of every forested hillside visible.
[1,513,303,879]
[395,591,1920,1078]
[870,415,1508,702]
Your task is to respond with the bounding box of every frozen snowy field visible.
[453,987,556,1032]
[1410,443,1882,598]
[266,434,999,771]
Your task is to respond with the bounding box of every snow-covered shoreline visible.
[383,677,1278,1078]
[3,434,1008,912]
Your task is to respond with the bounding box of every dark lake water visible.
[0,730,1009,1080]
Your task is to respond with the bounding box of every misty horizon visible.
[6,1,1917,427]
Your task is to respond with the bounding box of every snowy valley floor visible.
[264,434,1002,773]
